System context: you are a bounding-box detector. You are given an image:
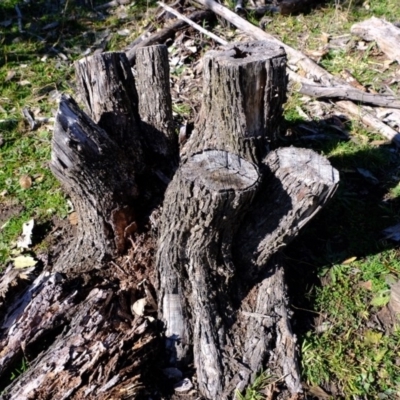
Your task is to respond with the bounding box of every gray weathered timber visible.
[135,45,178,171]
[157,146,339,399]
[0,274,156,400]
[157,150,260,379]
[230,148,339,395]
[51,95,138,272]
[351,17,400,64]
[156,42,339,399]
[236,147,340,273]
[183,41,287,163]
[75,52,143,163]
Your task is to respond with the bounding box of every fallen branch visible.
[288,70,400,109]
[193,0,400,145]
[158,1,228,45]
[126,9,213,64]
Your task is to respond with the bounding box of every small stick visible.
[288,70,400,110]
[157,1,228,46]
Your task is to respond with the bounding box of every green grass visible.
[236,371,274,400]
[301,257,400,397]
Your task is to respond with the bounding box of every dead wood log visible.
[351,17,400,64]
[157,41,339,399]
[1,42,339,400]
[288,69,400,109]
[336,100,400,147]
[158,1,228,45]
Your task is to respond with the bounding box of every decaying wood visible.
[0,49,168,398]
[288,70,400,109]
[126,9,213,64]
[75,52,143,160]
[0,271,157,400]
[157,145,339,398]
[184,41,287,163]
[135,45,178,172]
[1,41,339,400]
[351,17,400,64]
[51,95,140,272]
[194,0,400,145]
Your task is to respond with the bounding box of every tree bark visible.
[135,45,178,174]
[184,41,287,163]
[157,42,338,399]
[0,42,339,400]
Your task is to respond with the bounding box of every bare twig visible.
[22,108,38,131]
[157,2,227,45]
[95,0,118,10]
[288,70,400,109]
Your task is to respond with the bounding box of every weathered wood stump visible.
[0,41,339,400]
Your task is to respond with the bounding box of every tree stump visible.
[0,41,339,400]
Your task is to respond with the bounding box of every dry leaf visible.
[174,378,193,393]
[5,70,16,81]
[117,29,131,36]
[341,256,357,265]
[383,59,393,70]
[308,385,331,399]
[34,174,44,183]
[19,175,32,189]
[18,80,31,86]
[341,69,366,91]
[359,280,373,291]
[68,211,78,226]
[304,48,329,59]
[14,255,37,269]
[320,32,330,44]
